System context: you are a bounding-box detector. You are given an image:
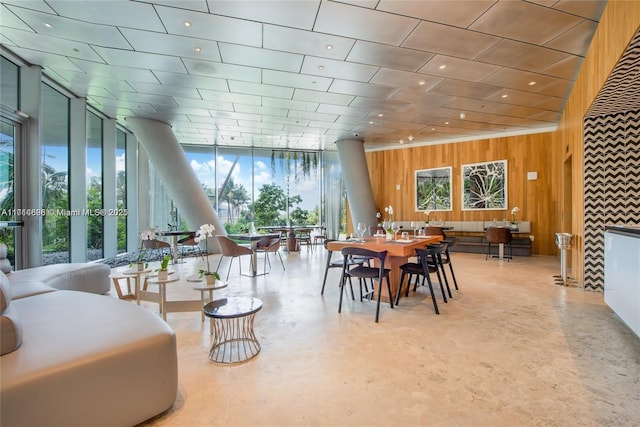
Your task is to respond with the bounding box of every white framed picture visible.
[415,166,452,212]
[461,160,507,210]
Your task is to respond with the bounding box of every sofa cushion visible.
[9,281,57,300]
[8,262,111,294]
[1,290,178,427]
[1,305,23,355]
[1,272,23,355]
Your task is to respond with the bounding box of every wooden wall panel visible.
[552,1,640,286]
[363,1,640,272]
[366,132,557,255]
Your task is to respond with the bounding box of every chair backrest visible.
[216,236,245,256]
[369,226,386,235]
[486,227,513,244]
[423,226,446,236]
[257,236,280,252]
[415,247,439,273]
[178,232,197,245]
[142,238,169,249]
[341,246,386,267]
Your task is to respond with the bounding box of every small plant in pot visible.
[156,255,171,280]
[199,269,221,285]
[129,251,148,271]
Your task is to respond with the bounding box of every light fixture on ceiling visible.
[377,113,384,117]
[438,64,446,70]
[318,65,325,71]
[431,127,436,131]
[528,81,536,86]
[408,135,414,142]
[184,21,191,27]
[501,94,509,98]
[459,112,466,119]
[444,121,450,125]
[44,22,52,28]
[399,139,404,144]
[325,44,333,50]
[369,121,374,125]
[194,47,201,52]
[418,80,425,86]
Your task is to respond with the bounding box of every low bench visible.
[448,236,532,257]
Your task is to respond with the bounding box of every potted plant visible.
[129,251,148,271]
[156,255,171,280]
[199,269,221,285]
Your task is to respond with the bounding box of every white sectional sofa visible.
[0,245,178,427]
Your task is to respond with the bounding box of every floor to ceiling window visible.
[86,110,103,261]
[0,56,20,266]
[116,128,127,253]
[41,84,70,265]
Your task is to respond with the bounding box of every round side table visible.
[187,275,228,322]
[203,297,263,364]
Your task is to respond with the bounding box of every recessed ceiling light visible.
[438,64,446,70]
[399,139,404,144]
[431,127,436,131]
[325,44,333,50]
[408,135,414,141]
[377,113,383,117]
[444,121,450,125]
[501,94,508,98]
[184,21,191,27]
[44,22,52,28]
[318,65,325,71]
[369,121,374,125]
[418,80,425,86]
[194,47,201,52]
[528,81,536,86]
[459,112,466,119]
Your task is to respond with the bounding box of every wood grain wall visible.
[365,132,556,255]
[552,1,640,286]
[363,1,640,280]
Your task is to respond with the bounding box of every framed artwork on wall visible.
[415,166,452,211]
[462,160,507,210]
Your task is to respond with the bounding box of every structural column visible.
[125,117,224,252]
[335,138,378,232]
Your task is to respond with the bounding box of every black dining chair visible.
[396,246,442,315]
[320,239,371,295]
[338,247,392,323]
[440,236,459,290]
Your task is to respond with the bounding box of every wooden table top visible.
[326,235,441,257]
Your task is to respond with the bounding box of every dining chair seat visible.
[485,227,513,261]
[339,247,392,323]
[396,246,445,315]
[178,232,205,261]
[216,236,254,280]
[255,235,285,274]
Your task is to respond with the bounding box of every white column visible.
[125,117,224,252]
[335,138,378,231]
[126,133,139,253]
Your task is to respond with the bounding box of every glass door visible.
[0,117,22,268]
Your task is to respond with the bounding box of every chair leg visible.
[320,251,334,295]
[433,267,448,303]
[396,271,408,305]
[424,272,440,315]
[277,252,285,270]
[438,256,453,299]
[447,260,459,290]
[486,242,491,260]
[338,271,347,314]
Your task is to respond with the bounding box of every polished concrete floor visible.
[110,247,640,427]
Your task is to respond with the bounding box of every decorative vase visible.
[206,275,216,285]
[135,262,144,272]
[157,270,168,280]
[385,232,393,241]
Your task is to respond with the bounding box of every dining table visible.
[326,235,442,301]
[227,233,281,276]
